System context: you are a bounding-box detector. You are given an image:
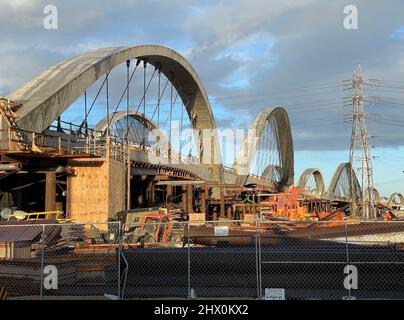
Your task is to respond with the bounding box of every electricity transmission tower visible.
[346,65,375,220]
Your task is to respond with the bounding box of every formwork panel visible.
[67,158,125,226]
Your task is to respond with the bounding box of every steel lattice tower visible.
[348,65,375,220]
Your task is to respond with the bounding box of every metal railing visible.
[0,124,198,166]
[6,211,69,222]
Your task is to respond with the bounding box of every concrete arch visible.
[362,187,381,202]
[388,193,404,206]
[95,111,158,132]
[328,162,360,199]
[371,188,381,202]
[233,107,294,190]
[9,45,223,182]
[298,168,325,195]
[262,165,282,181]
[94,111,170,148]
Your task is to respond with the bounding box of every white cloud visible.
[0,0,35,10]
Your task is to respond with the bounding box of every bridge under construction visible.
[0,45,402,225]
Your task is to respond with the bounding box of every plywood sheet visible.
[67,158,125,225]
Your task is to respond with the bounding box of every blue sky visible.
[0,0,403,196]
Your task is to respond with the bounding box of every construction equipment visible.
[142,213,180,244]
[118,207,185,246]
[383,211,396,221]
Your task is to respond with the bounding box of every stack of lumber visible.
[32,224,87,256]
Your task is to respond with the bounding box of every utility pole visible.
[347,65,375,220]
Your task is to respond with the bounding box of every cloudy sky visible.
[0,0,403,196]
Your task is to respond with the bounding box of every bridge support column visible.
[201,187,206,216]
[166,185,173,203]
[186,185,193,214]
[226,206,232,220]
[220,187,225,220]
[181,185,193,214]
[145,178,154,207]
[45,172,56,212]
[181,186,187,211]
[212,208,217,221]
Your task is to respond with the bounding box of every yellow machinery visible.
[6,211,72,223]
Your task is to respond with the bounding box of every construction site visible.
[0,45,403,300]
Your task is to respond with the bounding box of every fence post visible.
[255,218,262,299]
[344,220,351,299]
[187,222,191,299]
[117,221,122,299]
[259,219,262,299]
[39,225,45,300]
[255,219,259,299]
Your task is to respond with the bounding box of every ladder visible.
[0,98,62,156]
[0,97,29,151]
[0,97,21,128]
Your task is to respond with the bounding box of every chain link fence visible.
[1,219,404,300]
